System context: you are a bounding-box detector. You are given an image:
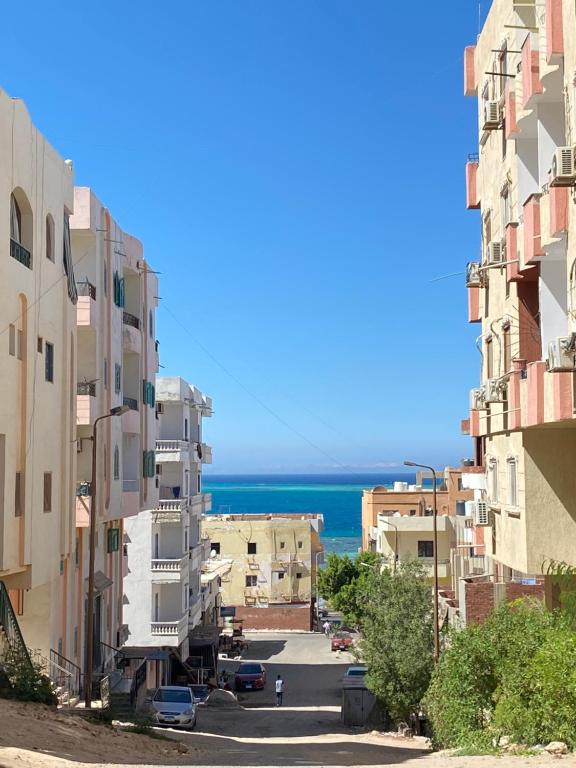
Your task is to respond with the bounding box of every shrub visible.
[0,648,57,706]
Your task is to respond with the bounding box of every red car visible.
[331,632,354,652]
[234,662,266,691]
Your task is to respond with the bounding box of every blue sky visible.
[2,1,485,474]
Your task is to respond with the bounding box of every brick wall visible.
[464,580,545,624]
[234,603,312,631]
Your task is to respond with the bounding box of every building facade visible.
[0,88,78,662]
[463,0,576,582]
[202,514,324,631]
[123,377,212,670]
[70,187,159,674]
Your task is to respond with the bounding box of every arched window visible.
[46,215,55,262]
[10,190,33,268]
[10,194,21,242]
[113,446,120,481]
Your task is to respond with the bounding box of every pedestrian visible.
[275,674,284,707]
[323,620,331,637]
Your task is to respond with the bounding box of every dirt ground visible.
[1,632,576,768]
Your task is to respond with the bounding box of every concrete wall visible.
[235,603,313,631]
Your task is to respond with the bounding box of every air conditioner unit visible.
[466,262,482,288]
[470,386,487,410]
[548,336,576,372]
[483,100,501,130]
[550,146,576,187]
[474,501,489,526]
[487,241,504,264]
[485,377,507,403]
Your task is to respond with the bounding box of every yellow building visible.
[463,0,576,579]
[201,514,323,631]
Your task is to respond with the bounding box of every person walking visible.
[275,675,284,707]
[323,620,331,637]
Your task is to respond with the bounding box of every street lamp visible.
[404,460,440,663]
[84,405,129,708]
[378,516,398,573]
[314,550,324,631]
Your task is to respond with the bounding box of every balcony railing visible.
[151,556,187,572]
[77,381,96,397]
[76,481,92,497]
[77,280,96,300]
[156,439,189,452]
[151,615,188,636]
[10,238,32,269]
[123,396,138,411]
[156,499,186,512]
[123,311,140,330]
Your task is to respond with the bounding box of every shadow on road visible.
[240,639,288,660]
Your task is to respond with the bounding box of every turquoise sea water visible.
[203,473,417,556]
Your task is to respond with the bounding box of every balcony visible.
[156,439,190,462]
[521,34,543,108]
[77,381,96,397]
[123,312,141,354]
[523,194,543,264]
[151,614,189,644]
[122,399,140,434]
[190,542,204,574]
[10,238,32,269]
[77,384,98,425]
[197,443,212,464]
[468,286,481,324]
[546,0,564,62]
[188,593,202,629]
[122,479,140,518]
[463,45,476,96]
[77,282,98,328]
[151,555,188,582]
[76,482,92,528]
[504,85,519,140]
[465,158,480,210]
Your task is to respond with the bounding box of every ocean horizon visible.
[203,472,419,557]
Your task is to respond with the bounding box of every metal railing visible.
[0,581,33,670]
[76,481,92,497]
[77,381,96,396]
[49,649,81,702]
[77,280,97,300]
[10,238,32,269]
[123,311,140,329]
[123,396,138,411]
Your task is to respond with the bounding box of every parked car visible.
[234,662,266,691]
[343,665,368,684]
[149,686,197,729]
[189,684,210,705]
[331,632,354,651]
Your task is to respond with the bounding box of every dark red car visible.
[331,632,354,652]
[234,662,266,691]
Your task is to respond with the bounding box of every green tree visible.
[331,551,380,627]
[318,553,358,602]
[360,560,434,724]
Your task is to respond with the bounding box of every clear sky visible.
[2,1,487,474]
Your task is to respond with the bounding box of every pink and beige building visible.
[71,187,159,674]
[461,0,576,602]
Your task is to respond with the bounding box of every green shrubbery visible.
[425,599,576,750]
[0,648,57,705]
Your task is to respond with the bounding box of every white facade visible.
[123,377,212,661]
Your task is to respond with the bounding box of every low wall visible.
[234,603,313,631]
[464,579,545,624]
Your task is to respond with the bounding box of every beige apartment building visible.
[463,0,576,584]
[202,514,324,631]
[0,88,78,662]
[70,188,159,676]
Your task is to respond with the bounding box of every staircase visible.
[0,580,33,671]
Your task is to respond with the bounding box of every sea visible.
[203,473,417,557]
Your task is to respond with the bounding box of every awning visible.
[85,571,114,594]
[121,648,170,661]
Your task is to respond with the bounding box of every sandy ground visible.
[1,632,576,768]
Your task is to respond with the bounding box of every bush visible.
[0,648,57,706]
[425,599,574,750]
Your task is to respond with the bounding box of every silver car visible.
[149,686,197,729]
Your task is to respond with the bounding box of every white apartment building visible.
[123,377,212,676]
[0,88,78,662]
[70,187,159,675]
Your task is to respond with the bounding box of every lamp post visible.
[378,516,398,573]
[314,550,324,631]
[404,460,440,663]
[84,405,129,708]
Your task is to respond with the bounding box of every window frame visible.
[45,342,54,383]
[417,540,434,558]
[247,542,257,555]
[43,472,52,512]
[507,456,518,507]
[245,575,257,588]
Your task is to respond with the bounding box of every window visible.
[73,627,78,658]
[113,271,125,307]
[409,509,416,516]
[104,358,108,390]
[184,418,188,441]
[297,541,303,549]
[46,215,54,261]
[45,342,54,382]
[75,537,80,567]
[488,457,499,503]
[107,527,120,553]
[486,337,493,379]
[296,572,302,579]
[114,364,121,394]
[507,457,518,507]
[143,450,156,478]
[10,194,21,242]
[43,472,52,512]
[245,575,257,587]
[113,446,120,480]
[280,541,286,549]
[149,309,153,338]
[503,325,511,373]
[37,337,43,353]
[501,183,512,228]
[247,542,257,555]
[143,380,155,407]
[211,542,220,555]
[103,261,108,297]
[418,541,434,558]
[277,572,285,580]
[15,472,22,516]
[8,325,15,356]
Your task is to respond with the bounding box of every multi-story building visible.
[202,513,324,631]
[70,187,159,674]
[0,88,78,662]
[123,377,212,681]
[361,467,473,550]
[462,0,576,589]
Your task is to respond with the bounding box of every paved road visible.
[162,632,430,766]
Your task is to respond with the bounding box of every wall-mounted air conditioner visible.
[485,377,507,403]
[548,336,576,372]
[474,501,489,526]
[483,100,501,130]
[470,386,487,410]
[487,241,504,264]
[550,146,576,187]
[466,262,482,287]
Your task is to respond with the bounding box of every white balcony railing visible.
[151,614,188,636]
[156,439,190,453]
[151,555,188,573]
[155,498,186,512]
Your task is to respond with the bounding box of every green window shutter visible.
[107,527,119,553]
[119,278,125,308]
[114,364,122,394]
[150,384,155,408]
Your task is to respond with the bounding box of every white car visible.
[149,686,197,729]
[342,665,368,684]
